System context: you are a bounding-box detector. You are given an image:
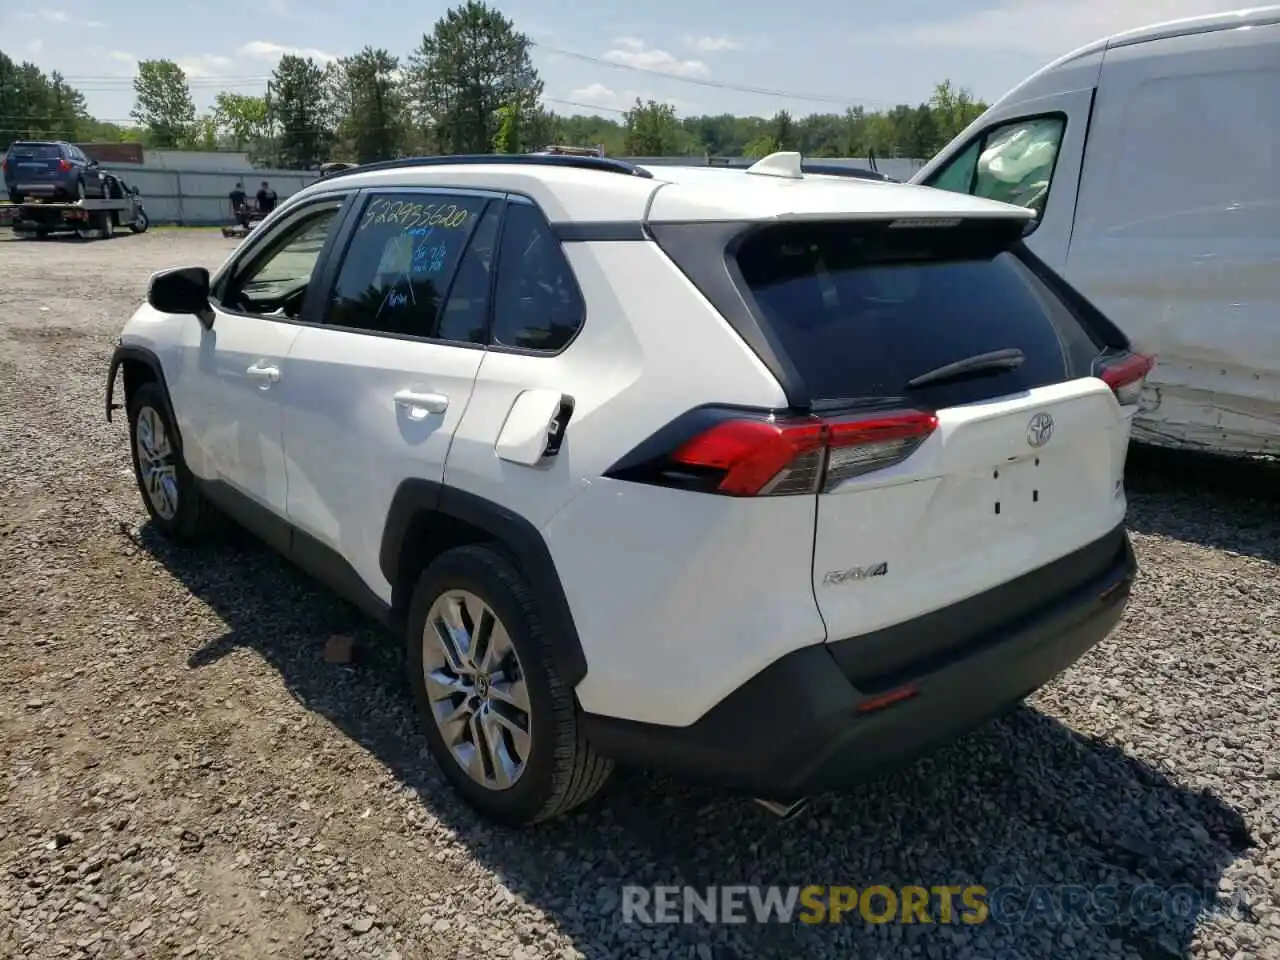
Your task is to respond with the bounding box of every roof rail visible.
[318,153,654,182]
[800,162,894,182]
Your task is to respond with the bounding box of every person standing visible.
[256,181,278,215]
[228,181,247,226]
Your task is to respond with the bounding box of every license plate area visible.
[991,454,1048,523]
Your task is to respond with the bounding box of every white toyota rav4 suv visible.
[106,152,1146,826]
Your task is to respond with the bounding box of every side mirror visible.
[148,266,215,329]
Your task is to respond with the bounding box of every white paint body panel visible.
[914,6,1280,457]
[130,303,299,513]
[279,328,484,603]
[812,380,1129,646]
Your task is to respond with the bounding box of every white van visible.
[913,6,1280,459]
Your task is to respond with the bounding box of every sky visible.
[8,0,1262,124]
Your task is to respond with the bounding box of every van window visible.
[926,115,1066,217]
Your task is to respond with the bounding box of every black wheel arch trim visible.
[106,344,184,450]
[380,479,589,688]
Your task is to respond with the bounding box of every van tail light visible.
[1094,352,1155,406]
[606,409,938,496]
[57,158,73,172]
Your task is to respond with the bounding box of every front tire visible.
[126,381,214,542]
[406,545,612,825]
[129,209,149,234]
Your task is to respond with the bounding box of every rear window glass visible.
[8,143,62,159]
[733,221,1101,408]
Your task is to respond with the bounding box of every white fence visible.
[102,167,318,226]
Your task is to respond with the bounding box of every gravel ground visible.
[1,229,1277,960]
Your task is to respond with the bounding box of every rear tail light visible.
[57,158,73,172]
[644,410,938,497]
[1094,352,1155,406]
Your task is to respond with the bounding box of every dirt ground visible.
[0,229,1277,960]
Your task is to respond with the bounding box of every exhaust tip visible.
[752,797,810,820]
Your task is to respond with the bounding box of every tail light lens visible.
[1094,352,1155,406]
[57,158,73,172]
[631,410,938,497]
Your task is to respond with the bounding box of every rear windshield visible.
[7,143,62,159]
[733,221,1103,409]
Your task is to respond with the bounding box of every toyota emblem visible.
[1026,412,1054,448]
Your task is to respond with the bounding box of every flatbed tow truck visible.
[8,185,148,240]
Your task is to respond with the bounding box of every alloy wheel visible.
[422,589,533,790]
[135,405,179,520]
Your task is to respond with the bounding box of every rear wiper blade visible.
[906,348,1025,390]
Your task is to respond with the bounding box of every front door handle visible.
[394,389,449,419]
[246,362,280,389]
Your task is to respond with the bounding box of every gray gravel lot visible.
[1,229,1278,960]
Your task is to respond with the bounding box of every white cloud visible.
[601,38,709,77]
[177,54,237,79]
[685,35,742,53]
[564,82,696,115]
[18,9,102,27]
[853,0,1252,55]
[240,40,338,63]
[107,51,137,65]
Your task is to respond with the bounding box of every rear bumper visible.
[11,178,76,199]
[582,524,1136,798]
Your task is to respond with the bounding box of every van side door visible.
[1065,23,1280,455]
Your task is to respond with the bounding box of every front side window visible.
[491,201,585,352]
[325,192,491,341]
[219,202,342,317]
[926,115,1066,216]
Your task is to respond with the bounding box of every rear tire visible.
[126,381,215,543]
[75,178,86,201]
[406,545,612,825]
[6,190,19,205]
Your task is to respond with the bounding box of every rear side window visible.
[491,201,585,352]
[732,221,1102,409]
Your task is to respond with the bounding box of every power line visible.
[529,41,889,108]
[53,39,893,107]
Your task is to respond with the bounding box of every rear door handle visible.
[394,390,449,419]
[246,362,280,389]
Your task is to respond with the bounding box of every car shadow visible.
[134,523,1253,960]
[1125,443,1280,564]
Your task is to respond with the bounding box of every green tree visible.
[212,92,268,150]
[492,100,521,153]
[623,99,682,156]
[332,47,405,163]
[771,109,795,151]
[0,55,89,146]
[265,54,333,168]
[403,1,542,154]
[743,134,779,158]
[131,59,196,148]
[930,79,987,143]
